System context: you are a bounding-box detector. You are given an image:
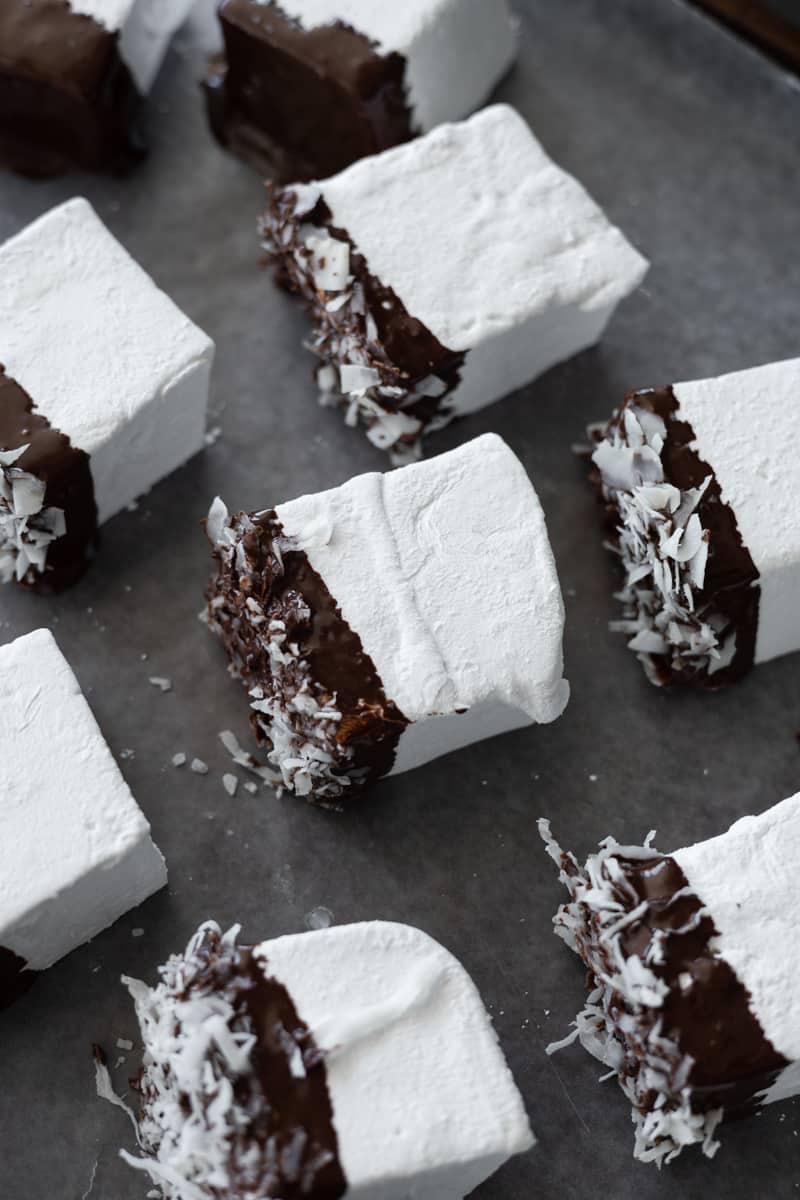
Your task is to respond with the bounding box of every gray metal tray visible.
[1,1,799,1196]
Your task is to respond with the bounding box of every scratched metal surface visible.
[0,1,799,1197]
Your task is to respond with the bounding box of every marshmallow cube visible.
[262,104,649,461]
[590,357,800,687]
[0,198,214,589]
[0,0,196,176]
[206,433,569,804]
[0,629,166,1009]
[542,791,800,1165]
[205,0,517,180]
[121,920,534,1198]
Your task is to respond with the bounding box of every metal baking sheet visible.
[1,1,799,1196]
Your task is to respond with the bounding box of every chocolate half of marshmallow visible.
[261,104,649,463]
[204,0,517,180]
[0,0,195,177]
[205,433,568,804]
[0,197,214,591]
[590,357,800,686]
[540,791,800,1165]
[117,920,534,1198]
[0,629,166,1010]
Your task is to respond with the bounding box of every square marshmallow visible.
[0,629,166,1003]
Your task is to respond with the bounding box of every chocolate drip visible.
[209,510,408,794]
[0,946,36,1012]
[0,0,145,177]
[205,0,415,181]
[605,386,760,686]
[617,854,787,1114]
[0,369,97,591]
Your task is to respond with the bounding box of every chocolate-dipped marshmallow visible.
[205,434,569,804]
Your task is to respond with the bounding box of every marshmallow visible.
[0,0,195,175]
[541,792,800,1165]
[205,0,516,179]
[590,357,800,686]
[0,198,214,589]
[0,629,166,1009]
[117,920,534,1198]
[205,433,569,802]
[261,105,649,461]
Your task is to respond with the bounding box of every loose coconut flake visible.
[0,449,66,584]
[260,187,459,465]
[539,819,723,1166]
[591,404,731,684]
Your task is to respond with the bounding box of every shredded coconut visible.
[260,187,460,465]
[591,402,734,684]
[539,819,723,1166]
[0,447,66,584]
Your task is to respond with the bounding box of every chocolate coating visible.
[208,509,408,796]
[0,947,36,1012]
[619,854,787,1114]
[205,0,415,181]
[0,0,145,178]
[0,368,98,591]
[604,386,760,687]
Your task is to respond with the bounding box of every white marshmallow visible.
[68,0,197,94]
[675,792,800,1085]
[271,0,516,134]
[673,357,800,665]
[258,921,535,1198]
[276,433,569,772]
[0,198,214,526]
[0,629,166,973]
[312,105,648,417]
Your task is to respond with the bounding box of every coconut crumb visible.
[190,758,209,775]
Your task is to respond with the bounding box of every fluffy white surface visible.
[316,105,648,414]
[260,920,534,1198]
[68,0,196,93]
[0,629,166,972]
[0,198,214,525]
[675,792,800,1066]
[674,357,800,666]
[272,0,516,132]
[276,433,569,772]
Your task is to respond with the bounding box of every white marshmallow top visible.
[311,105,648,358]
[68,0,197,93]
[675,792,800,1063]
[0,630,166,972]
[0,198,214,525]
[258,921,534,1198]
[674,357,800,664]
[276,433,569,728]
[271,0,516,133]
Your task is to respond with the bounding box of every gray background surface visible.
[1,1,799,1197]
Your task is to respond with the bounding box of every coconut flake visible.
[0,455,65,584]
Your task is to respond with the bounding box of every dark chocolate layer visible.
[618,854,787,1114]
[262,188,465,452]
[0,0,145,177]
[603,386,760,687]
[142,926,346,1196]
[208,509,408,797]
[0,946,36,1012]
[205,0,415,181]
[0,368,97,590]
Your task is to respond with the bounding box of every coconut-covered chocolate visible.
[120,923,346,1198]
[0,0,144,177]
[0,368,97,590]
[260,186,464,462]
[205,501,408,803]
[541,821,788,1165]
[205,0,414,181]
[590,387,759,687]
